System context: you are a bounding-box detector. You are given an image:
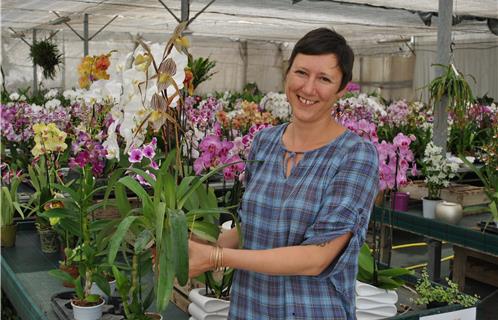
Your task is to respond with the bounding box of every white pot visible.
[71,298,105,320]
[188,288,230,320]
[355,281,398,301]
[356,305,398,320]
[355,281,397,319]
[422,197,442,219]
[90,279,116,302]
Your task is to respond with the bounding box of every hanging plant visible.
[428,63,475,123]
[30,39,63,80]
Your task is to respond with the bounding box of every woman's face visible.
[285,53,345,125]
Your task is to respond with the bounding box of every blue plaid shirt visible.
[229,124,379,319]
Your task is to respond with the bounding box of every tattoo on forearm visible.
[316,240,332,247]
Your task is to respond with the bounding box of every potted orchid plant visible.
[421,142,459,218]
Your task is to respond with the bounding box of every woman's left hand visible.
[189,240,213,278]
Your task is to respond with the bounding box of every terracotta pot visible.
[59,263,79,288]
[1,224,17,247]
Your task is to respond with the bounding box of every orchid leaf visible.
[170,209,188,286]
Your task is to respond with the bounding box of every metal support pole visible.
[427,239,442,282]
[32,29,38,95]
[432,0,453,153]
[427,0,453,282]
[83,13,89,56]
[239,41,248,87]
[181,0,190,22]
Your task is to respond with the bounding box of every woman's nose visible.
[301,78,316,96]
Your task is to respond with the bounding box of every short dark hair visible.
[286,28,354,92]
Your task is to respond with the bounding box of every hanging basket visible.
[30,39,63,80]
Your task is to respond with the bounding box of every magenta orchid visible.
[126,138,159,186]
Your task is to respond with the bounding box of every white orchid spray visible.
[104,22,190,166]
[422,142,460,200]
[259,92,291,121]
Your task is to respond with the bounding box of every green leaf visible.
[104,168,127,201]
[170,209,189,286]
[52,183,80,203]
[118,176,154,220]
[74,276,84,300]
[108,215,139,264]
[378,267,413,278]
[358,243,374,275]
[115,183,132,218]
[134,229,153,255]
[162,172,176,209]
[85,294,100,303]
[155,224,175,312]
[190,221,220,243]
[48,269,76,285]
[92,273,111,297]
[127,167,157,189]
[112,265,130,297]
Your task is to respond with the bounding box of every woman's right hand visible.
[188,240,213,278]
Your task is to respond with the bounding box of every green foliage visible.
[189,56,217,89]
[461,156,498,223]
[105,149,236,312]
[30,39,63,80]
[413,269,479,307]
[357,243,413,290]
[42,166,111,303]
[429,63,475,114]
[0,176,25,226]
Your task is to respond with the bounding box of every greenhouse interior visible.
[1,0,498,319]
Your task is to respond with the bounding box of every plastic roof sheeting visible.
[2,0,498,44]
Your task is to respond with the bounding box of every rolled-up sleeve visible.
[301,140,379,292]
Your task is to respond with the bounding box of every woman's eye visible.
[295,70,306,75]
[320,77,331,83]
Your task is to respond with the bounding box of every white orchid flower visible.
[102,120,120,161]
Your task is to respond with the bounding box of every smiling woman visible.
[188,28,379,320]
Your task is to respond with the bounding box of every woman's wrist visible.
[209,246,224,271]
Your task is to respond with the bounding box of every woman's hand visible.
[188,240,213,278]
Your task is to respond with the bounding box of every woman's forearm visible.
[223,232,351,276]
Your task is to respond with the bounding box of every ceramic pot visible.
[188,288,229,320]
[355,281,398,320]
[1,224,17,247]
[356,305,398,320]
[391,192,409,212]
[422,197,442,219]
[90,279,116,302]
[38,228,59,253]
[435,201,463,225]
[71,297,105,320]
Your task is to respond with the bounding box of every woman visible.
[189,28,379,319]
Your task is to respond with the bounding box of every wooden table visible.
[453,246,498,291]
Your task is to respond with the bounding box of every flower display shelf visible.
[399,181,490,214]
[50,291,122,320]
